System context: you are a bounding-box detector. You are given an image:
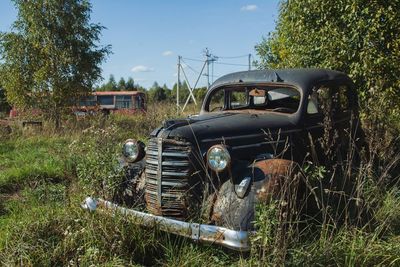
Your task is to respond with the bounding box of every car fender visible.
[210,159,301,230]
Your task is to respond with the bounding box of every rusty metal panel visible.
[254,159,297,202]
[82,197,250,251]
[145,137,193,220]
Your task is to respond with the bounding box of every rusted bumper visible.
[81,197,250,251]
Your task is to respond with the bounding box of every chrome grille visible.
[145,137,192,219]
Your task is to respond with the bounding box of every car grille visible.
[145,137,193,219]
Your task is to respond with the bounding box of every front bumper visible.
[81,197,250,251]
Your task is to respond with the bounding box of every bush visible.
[69,125,125,199]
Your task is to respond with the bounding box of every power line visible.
[180,59,201,74]
[181,57,204,62]
[214,61,249,67]
[217,54,249,59]
[182,57,253,67]
[177,49,253,112]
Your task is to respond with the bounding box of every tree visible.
[96,74,118,91]
[255,0,400,121]
[148,82,168,102]
[162,83,171,100]
[126,77,136,91]
[0,0,111,127]
[106,75,117,91]
[118,77,126,91]
[194,87,207,102]
[171,81,190,103]
[0,86,11,114]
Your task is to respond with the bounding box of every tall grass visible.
[247,106,400,266]
[0,104,234,266]
[0,102,399,266]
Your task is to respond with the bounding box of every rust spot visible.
[145,193,162,215]
[254,159,293,176]
[211,211,223,225]
[215,229,225,242]
[254,159,298,202]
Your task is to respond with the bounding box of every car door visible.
[303,81,354,166]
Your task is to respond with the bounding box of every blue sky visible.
[0,0,279,88]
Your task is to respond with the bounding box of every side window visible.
[97,95,114,105]
[307,94,319,114]
[209,90,225,112]
[334,85,351,114]
[307,84,352,117]
[135,95,145,109]
[135,96,140,109]
[115,95,132,109]
[79,95,97,106]
[307,86,331,115]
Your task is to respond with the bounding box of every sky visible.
[0,0,279,89]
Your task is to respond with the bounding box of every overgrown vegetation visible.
[0,104,236,266]
[0,0,399,265]
[251,2,400,265]
[256,0,400,126]
[0,0,111,128]
[1,99,399,265]
[0,86,10,116]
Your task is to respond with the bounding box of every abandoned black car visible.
[82,69,363,251]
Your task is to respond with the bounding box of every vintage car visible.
[82,69,363,251]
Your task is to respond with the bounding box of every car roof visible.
[94,91,144,96]
[209,68,353,94]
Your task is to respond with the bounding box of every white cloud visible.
[241,4,258,11]
[162,50,173,56]
[131,65,154,73]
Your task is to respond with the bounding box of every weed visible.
[0,103,399,266]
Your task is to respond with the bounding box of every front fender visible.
[118,158,146,205]
[210,159,299,231]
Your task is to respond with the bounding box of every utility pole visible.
[205,48,210,89]
[248,54,251,70]
[204,48,217,89]
[177,56,181,112]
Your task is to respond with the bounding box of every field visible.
[0,103,399,266]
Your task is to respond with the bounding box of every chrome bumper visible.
[81,197,250,251]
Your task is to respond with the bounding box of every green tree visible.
[162,83,171,100]
[97,74,117,91]
[106,75,117,91]
[194,87,207,102]
[256,0,400,120]
[148,82,168,102]
[171,81,190,103]
[0,86,11,114]
[118,77,126,91]
[126,77,136,91]
[0,0,110,127]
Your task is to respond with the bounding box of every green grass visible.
[0,114,238,266]
[0,109,399,266]
[0,136,70,193]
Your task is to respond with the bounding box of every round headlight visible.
[122,139,145,163]
[207,145,231,172]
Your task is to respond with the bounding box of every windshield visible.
[207,86,301,114]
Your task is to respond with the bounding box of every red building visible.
[76,91,146,115]
[9,91,146,118]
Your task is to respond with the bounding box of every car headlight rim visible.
[122,139,145,163]
[207,144,231,172]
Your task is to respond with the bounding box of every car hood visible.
[155,111,298,148]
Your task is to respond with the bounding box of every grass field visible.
[0,103,399,266]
